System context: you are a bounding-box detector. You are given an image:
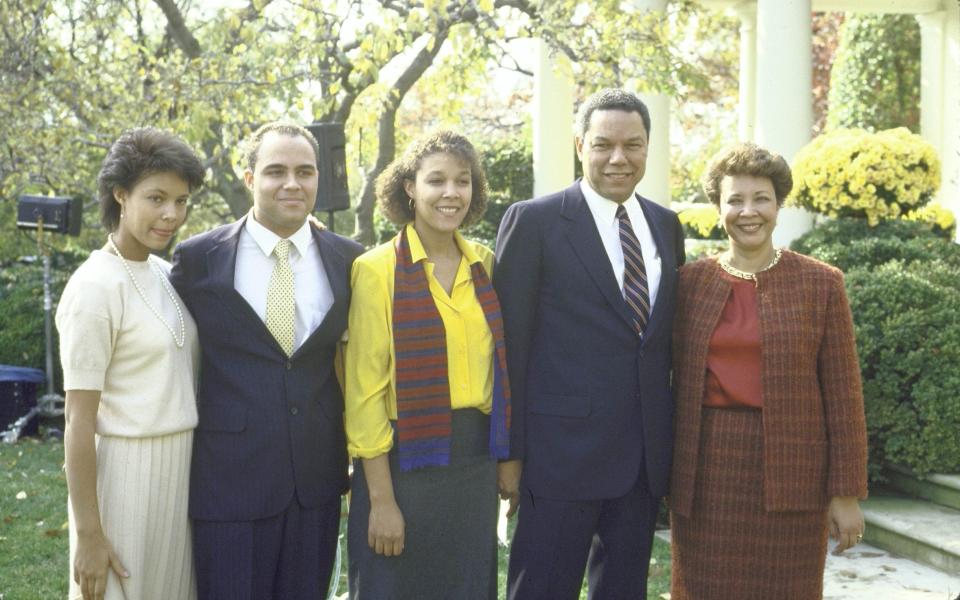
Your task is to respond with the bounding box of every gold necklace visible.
[718,248,783,286]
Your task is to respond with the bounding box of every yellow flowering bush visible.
[790,128,941,225]
[675,202,722,239]
[904,202,957,239]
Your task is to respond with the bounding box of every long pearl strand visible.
[107,234,186,348]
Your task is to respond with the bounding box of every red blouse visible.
[703,277,763,409]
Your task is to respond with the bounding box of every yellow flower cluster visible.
[904,202,957,238]
[789,128,941,226]
[676,203,721,238]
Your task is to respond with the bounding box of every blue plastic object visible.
[0,365,45,383]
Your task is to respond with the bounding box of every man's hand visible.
[497,459,523,517]
[828,495,864,555]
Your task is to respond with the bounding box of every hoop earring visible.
[408,197,415,211]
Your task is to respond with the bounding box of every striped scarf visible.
[393,226,511,472]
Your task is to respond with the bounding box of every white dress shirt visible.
[234,214,334,352]
[580,180,663,311]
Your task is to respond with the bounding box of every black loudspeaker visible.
[16,195,82,236]
[305,122,350,212]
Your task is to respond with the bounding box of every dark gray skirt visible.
[348,409,499,600]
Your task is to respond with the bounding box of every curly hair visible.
[97,127,205,231]
[375,130,488,228]
[240,121,320,172]
[702,142,793,207]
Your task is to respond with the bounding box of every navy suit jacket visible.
[494,182,685,501]
[170,218,363,521]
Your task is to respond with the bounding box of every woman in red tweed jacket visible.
[669,142,869,599]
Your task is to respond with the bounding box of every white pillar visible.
[917,11,945,164]
[755,0,814,246]
[944,3,960,242]
[734,1,757,141]
[921,3,960,243]
[630,0,671,206]
[635,93,671,205]
[532,39,574,198]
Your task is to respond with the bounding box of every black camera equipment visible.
[305,122,350,231]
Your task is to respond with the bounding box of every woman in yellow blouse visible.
[344,130,514,599]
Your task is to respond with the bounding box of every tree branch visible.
[353,27,451,244]
[151,0,202,59]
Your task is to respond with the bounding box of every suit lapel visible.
[635,195,672,345]
[206,217,285,354]
[293,228,348,357]
[561,183,637,331]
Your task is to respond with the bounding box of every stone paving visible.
[655,531,960,599]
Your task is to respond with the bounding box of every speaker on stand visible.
[304,122,350,233]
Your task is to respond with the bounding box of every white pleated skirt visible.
[69,429,196,600]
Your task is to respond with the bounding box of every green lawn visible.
[0,438,670,599]
[0,437,69,599]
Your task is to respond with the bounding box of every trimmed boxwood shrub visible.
[792,217,960,273]
[793,216,960,478]
[844,261,960,478]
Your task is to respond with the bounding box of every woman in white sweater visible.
[57,128,205,600]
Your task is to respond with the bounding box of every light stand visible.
[3,197,76,443]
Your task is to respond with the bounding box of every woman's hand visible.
[828,495,864,555]
[74,530,127,600]
[368,498,405,557]
[361,454,404,556]
[65,390,128,599]
[497,459,522,517]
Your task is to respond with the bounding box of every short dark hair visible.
[702,142,793,207]
[240,121,320,172]
[375,130,489,228]
[97,128,205,231]
[576,88,651,140]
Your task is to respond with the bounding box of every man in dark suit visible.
[170,122,363,599]
[495,89,686,599]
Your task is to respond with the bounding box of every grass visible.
[0,437,671,599]
[0,437,69,599]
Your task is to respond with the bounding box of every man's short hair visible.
[575,88,651,140]
[240,121,320,172]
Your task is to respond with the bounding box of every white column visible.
[921,3,960,243]
[734,1,757,141]
[755,0,814,246]
[635,93,671,205]
[630,0,671,206]
[917,11,945,164]
[532,39,574,198]
[945,3,960,243]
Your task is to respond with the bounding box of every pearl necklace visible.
[718,248,783,287]
[107,234,186,348]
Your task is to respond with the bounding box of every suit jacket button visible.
[289,406,299,415]
[286,360,292,370]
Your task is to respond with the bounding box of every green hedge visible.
[0,249,88,392]
[792,217,960,477]
[845,261,960,478]
[791,218,960,273]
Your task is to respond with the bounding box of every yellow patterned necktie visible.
[266,239,296,356]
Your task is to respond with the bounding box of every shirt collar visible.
[581,179,627,226]
[245,212,313,258]
[403,223,483,266]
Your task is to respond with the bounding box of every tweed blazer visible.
[670,250,868,515]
